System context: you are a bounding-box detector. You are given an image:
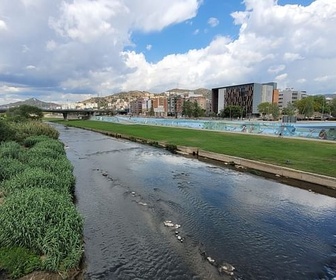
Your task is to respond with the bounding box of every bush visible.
[165,144,177,154]
[0,158,26,181]
[23,135,52,148]
[1,167,75,196]
[33,139,65,154]
[0,120,15,142]
[0,188,83,271]
[9,122,59,142]
[22,144,66,162]
[23,156,74,174]
[0,247,41,279]
[6,105,43,122]
[0,141,24,160]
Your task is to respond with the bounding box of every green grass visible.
[53,119,336,178]
[0,122,82,278]
[0,247,41,279]
[0,188,83,272]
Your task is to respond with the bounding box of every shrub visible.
[0,247,41,279]
[1,167,75,196]
[33,139,65,154]
[0,158,26,181]
[0,141,24,160]
[0,120,15,142]
[165,144,177,154]
[21,144,66,162]
[148,141,160,147]
[22,135,52,148]
[0,188,83,271]
[6,105,43,122]
[9,122,59,142]
[23,156,74,174]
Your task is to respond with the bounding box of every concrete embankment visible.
[175,146,336,192]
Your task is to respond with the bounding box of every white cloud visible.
[314,75,335,82]
[275,73,288,81]
[193,29,200,35]
[208,17,219,27]
[46,40,57,51]
[0,19,7,31]
[283,52,304,62]
[131,0,201,32]
[26,65,37,70]
[48,0,126,43]
[0,0,336,105]
[268,65,286,74]
[146,44,152,51]
[297,78,306,83]
[0,85,22,93]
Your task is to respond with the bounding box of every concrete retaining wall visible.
[177,146,336,190]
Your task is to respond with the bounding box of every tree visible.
[294,97,314,118]
[257,102,272,118]
[330,98,336,117]
[309,95,331,117]
[192,101,204,118]
[6,105,44,122]
[182,100,193,117]
[149,105,154,116]
[282,102,296,116]
[270,103,280,120]
[219,105,242,119]
[257,102,280,120]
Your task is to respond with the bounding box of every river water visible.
[55,124,336,280]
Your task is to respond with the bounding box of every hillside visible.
[80,88,211,104]
[0,98,60,109]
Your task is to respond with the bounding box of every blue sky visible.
[129,0,243,62]
[0,0,334,105]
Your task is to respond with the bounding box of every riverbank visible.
[54,123,336,280]
[175,145,336,196]
[50,120,336,197]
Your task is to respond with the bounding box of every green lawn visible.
[52,119,336,178]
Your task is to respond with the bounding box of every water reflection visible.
[55,124,336,280]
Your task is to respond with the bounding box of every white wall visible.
[218,88,225,114]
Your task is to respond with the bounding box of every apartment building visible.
[211,82,278,117]
[278,89,307,109]
[151,96,168,117]
[129,98,150,115]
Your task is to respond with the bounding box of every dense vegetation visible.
[0,107,83,279]
[52,119,336,178]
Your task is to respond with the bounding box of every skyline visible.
[0,0,335,105]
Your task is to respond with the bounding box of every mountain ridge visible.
[0,98,61,109]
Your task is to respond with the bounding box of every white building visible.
[278,89,307,109]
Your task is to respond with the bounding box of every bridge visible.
[0,108,120,120]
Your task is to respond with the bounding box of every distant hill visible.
[324,94,336,99]
[0,98,61,109]
[165,88,211,97]
[80,88,211,104]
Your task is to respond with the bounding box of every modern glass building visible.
[212,82,279,117]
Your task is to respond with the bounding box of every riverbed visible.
[55,123,336,280]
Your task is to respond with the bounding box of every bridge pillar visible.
[62,112,68,120]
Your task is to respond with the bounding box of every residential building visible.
[278,89,307,110]
[211,82,278,117]
[151,96,168,117]
[129,98,147,115]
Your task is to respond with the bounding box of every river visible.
[55,123,336,280]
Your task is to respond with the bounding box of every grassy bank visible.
[0,121,83,279]
[52,119,336,178]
